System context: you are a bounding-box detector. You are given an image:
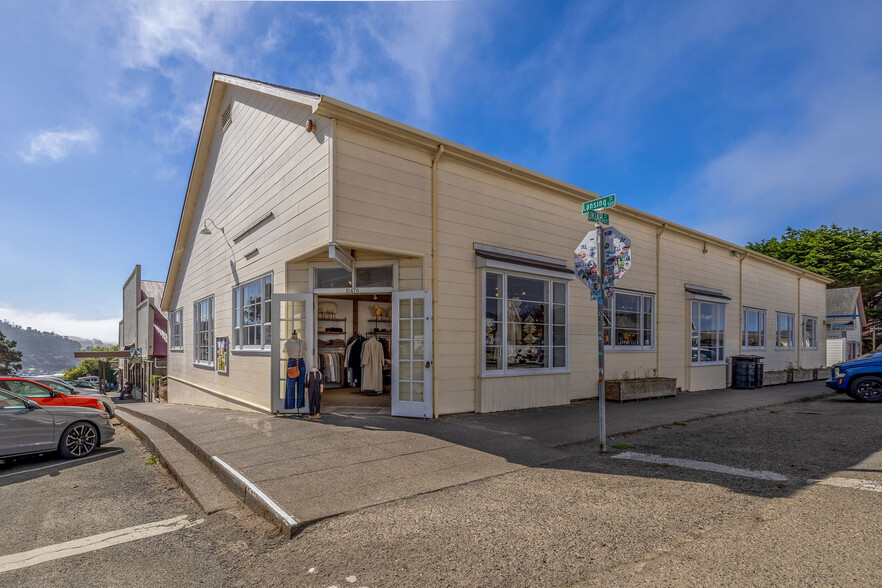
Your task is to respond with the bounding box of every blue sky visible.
[1,0,880,343]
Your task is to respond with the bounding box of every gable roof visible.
[160,73,833,310]
[826,286,867,326]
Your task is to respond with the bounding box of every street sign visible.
[574,226,631,300]
[582,194,616,214]
[584,210,609,224]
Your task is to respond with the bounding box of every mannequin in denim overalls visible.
[284,331,307,410]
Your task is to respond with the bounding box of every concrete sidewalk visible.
[115,381,832,532]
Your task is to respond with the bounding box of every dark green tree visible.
[747,225,882,322]
[0,328,23,375]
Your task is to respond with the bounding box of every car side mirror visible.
[26,400,40,411]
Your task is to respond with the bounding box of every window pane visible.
[553,282,565,305]
[507,275,545,303]
[485,346,501,370]
[507,345,548,369]
[553,304,565,325]
[615,293,640,313]
[617,330,640,346]
[485,321,500,345]
[356,266,393,288]
[399,299,411,319]
[316,267,352,289]
[553,326,566,346]
[486,298,500,322]
[553,347,566,367]
[615,312,640,330]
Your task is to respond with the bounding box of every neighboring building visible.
[160,73,830,418]
[119,265,169,398]
[826,287,867,365]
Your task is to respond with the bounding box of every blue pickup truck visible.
[826,350,882,402]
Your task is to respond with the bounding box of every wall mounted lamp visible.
[199,219,224,236]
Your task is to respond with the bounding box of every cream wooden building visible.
[160,73,830,417]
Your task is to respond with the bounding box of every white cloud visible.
[20,127,98,163]
[307,2,474,123]
[0,306,118,345]
[117,0,248,73]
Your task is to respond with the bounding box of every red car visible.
[0,377,105,412]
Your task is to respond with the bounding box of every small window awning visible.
[684,284,731,303]
[474,243,574,280]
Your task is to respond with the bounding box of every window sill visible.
[741,347,767,351]
[775,347,796,351]
[480,369,570,378]
[170,347,184,353]
[802,347,818,351]
[193,362,215,370]
[689,361,728,367]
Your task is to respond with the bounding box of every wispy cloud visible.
[20,127,98,163]
[304,2,474,124]
[116,0,247,73]
[0,305,118,344]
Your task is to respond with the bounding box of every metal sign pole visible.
[596,222,607,453]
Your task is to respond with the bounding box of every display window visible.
[483,270,568,375]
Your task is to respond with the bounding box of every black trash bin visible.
[732,355,763,389]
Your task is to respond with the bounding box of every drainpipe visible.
[797,272,804,368]
[655,223,667,377]
[431,144,445,418]
[739,251,749,348]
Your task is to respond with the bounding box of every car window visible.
[4,380,53,398]
[38,381,67,393]
[0,390,27,409]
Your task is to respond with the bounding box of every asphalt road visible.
[2,395,880,587]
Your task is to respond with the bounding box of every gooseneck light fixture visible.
[199,219,224,236]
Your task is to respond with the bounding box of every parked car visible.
[78,376,100,385]
[31,376,116,416]
[826,350,882,402]
[74,378,99,389]
[0,389,114,459]
[0,378,105,413]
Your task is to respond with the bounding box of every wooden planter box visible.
[763,370,788,386]
[788,368,814,383]
[606,378,677,402]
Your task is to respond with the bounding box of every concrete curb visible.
[116,406,298,537]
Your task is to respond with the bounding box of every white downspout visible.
[431,144,445,418]
[655,223,667,377]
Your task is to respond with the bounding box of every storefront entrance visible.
[271,276,433,418]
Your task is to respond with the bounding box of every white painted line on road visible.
[0,448,124,479]
[612,451,789,482]
[808,477,882,493]
[0,515,203,573]
[212,456,298,529]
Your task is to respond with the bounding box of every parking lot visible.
[1,395,880,587]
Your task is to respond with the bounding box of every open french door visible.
[271,293,313,414]
[392,291,433,418]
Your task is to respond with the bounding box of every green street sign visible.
[582,194,616,213]
[585,210,609,224]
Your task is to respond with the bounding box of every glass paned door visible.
[392,291,432,418]
[271,294,312,414]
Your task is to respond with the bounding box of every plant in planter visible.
[605,369,677,402]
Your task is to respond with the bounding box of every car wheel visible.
[848,376,882,402]
[58,422,99,458]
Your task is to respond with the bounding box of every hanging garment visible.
[360,337,384,393]
[348,336,365,387]
[306,369,324,415]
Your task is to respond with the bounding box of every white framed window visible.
[170,308,183,350]
[193,296,214,366]
[742,308,765,349]
[691,301,725,364]
[802,315,818,349]
[776,312,795,349]
[483,270,568,375]
[602,290,654,350]
[310,261,398,294]
[232,273,272,350]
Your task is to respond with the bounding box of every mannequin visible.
[284,330,307,411]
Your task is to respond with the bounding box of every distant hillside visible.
[0,320,83,375]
